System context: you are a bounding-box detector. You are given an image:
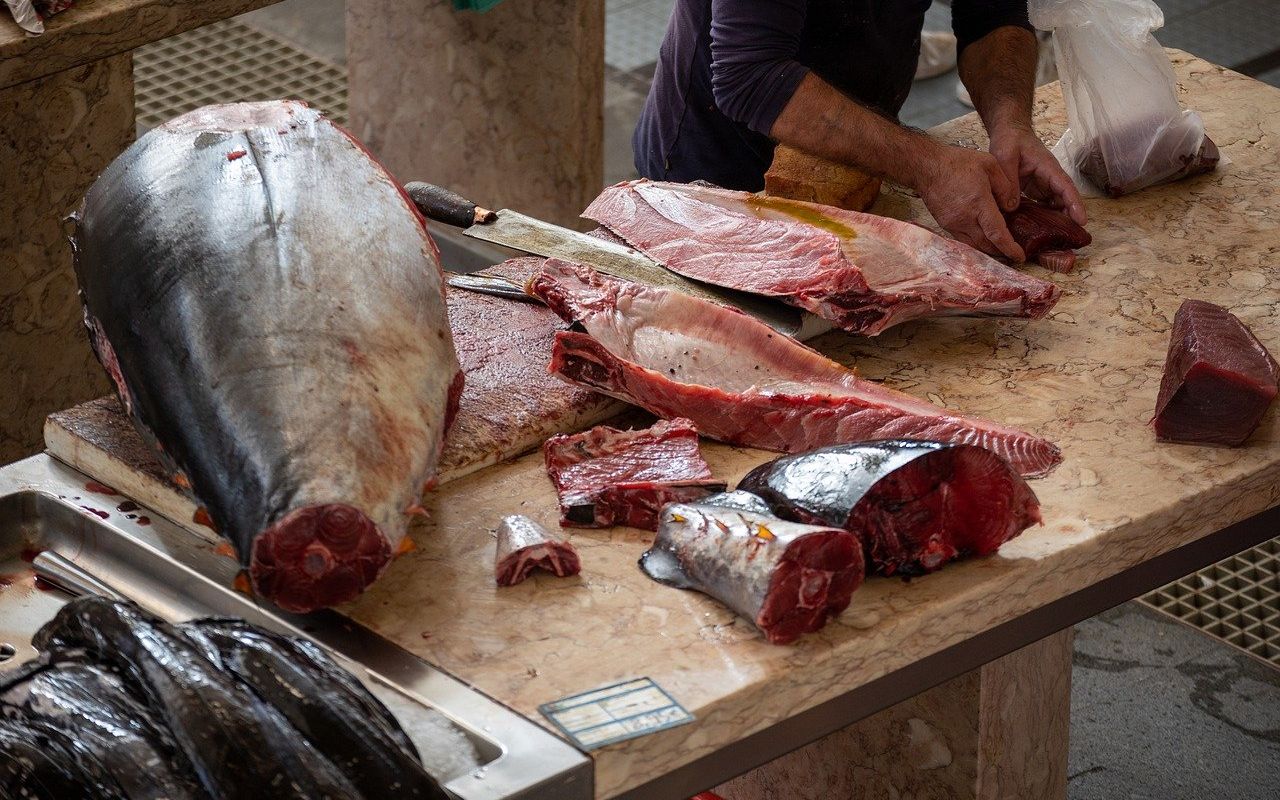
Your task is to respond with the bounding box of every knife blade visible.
[404,181,804,337]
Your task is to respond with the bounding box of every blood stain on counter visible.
[84,481,119,495]
[117,500,140,513]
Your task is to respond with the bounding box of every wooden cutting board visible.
[43,258,624,540]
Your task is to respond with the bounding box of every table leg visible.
[0,55,132,464]
[714,628,1074,799]
[346,0,604,229]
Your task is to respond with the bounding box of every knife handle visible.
[404,181,497,229]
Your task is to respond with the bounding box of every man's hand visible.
[913,142,1026,262]
[989,123,1087,225]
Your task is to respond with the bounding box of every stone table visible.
[0,0,283,464]
[42,52,1280,798]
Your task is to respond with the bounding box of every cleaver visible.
[404,181,805,337]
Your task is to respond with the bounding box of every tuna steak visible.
[542,417,725,530]
[1003,200,1092,273]
[1153,300,1279,446]
[582,179,1060,335]
[738,441,1042,576]
[494,515,582,586]
[72,101,462,613]
[528,260,1062,478]
[641,491,864,645]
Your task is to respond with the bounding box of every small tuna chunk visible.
[642,493,864,645]
[494,516,581,586]
[1003,200,1091,272]
[1153,300,1279,446]
[543,418,726,530]
[738,441,1042,576]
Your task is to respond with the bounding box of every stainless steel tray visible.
[0,454,591,800]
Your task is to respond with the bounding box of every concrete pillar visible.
[347,0,605,228]
[0,55,132,463]
[716,629,1074,799]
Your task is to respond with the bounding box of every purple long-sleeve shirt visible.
[633,1,1032,191]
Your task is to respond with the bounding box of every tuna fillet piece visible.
[494,515,582,586]
[738,441,1042,576]
[582,179,1060,335]
[72,101,462,613]
[1153,300,1279,446]
[1003,200,1092,273]
[528,260,1062,478]
[543,417,726,530]
[641,491,864,645]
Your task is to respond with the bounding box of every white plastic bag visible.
[1029,0,1219,197]
[3,0,44,35]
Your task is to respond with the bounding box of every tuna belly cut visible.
[582,179,1060,335]
[739,442,1042,576]
[73,101,462,613]
[528,259,1061,478]
[643,495,865,645]
[542,417,725,530]
[1153,300,1279,446]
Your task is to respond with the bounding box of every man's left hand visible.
[989,123,1087,226]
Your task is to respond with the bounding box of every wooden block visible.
[764,145,883,212]
[715,628,1073,800]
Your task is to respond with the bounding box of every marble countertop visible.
[44,52,1280,798]
[0,0,282,90]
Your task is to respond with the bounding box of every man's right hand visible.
[912,142,1026,263]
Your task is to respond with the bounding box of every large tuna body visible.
[73,101,462,613]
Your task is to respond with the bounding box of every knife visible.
[404,181,804,337]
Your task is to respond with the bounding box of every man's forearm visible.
[768,73,939,191]
[957,26,1038,134]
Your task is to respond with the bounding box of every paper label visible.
[539,677,694,750]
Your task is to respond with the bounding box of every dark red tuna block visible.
[739,441,1041,576]
[1153,300,1279,446]
[543,418,725,530]
[1003,200,1092,273]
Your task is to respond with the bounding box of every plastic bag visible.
[3,0,44,35]
[1029,0,1218,197]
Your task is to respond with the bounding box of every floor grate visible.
[1140,537,1280,666]
[134,19,347,130]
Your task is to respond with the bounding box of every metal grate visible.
[134,19,347,130]
[1141,537,1280,665]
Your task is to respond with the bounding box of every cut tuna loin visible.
[494,516,581,586]
[73,101,462,613]
[641,492,865,645]
[1003,200,1092,273]
[543,417,726,530]
[738,441,1041,576]
[582,179,1060,335]
[528,260,1061,478]
[1153,300,1279,446]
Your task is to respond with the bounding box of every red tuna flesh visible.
[1003,200,1092,273]
[582,179,1060,335]
[643,492,864,644]
[529,260,1061,478]
[543,417,725,530]
[73,101,461,613]
[441,257,620,479]
[1153,300,1279,446]
[741,441,1041,575]
[494,515,581,586]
